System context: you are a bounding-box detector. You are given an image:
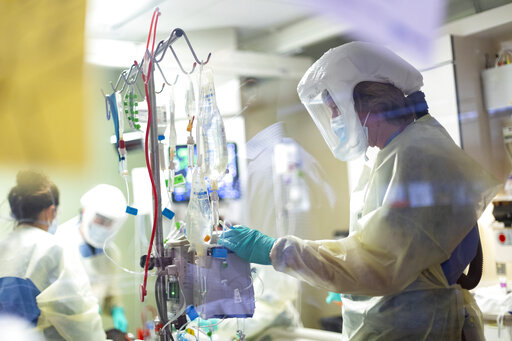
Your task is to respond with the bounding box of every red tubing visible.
[140,8,161,302]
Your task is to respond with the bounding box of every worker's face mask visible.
[47,206,59,234]
[331,115,347,145]
[48,218,58,234]
[298,85,368,162]
[82,213,116,248]
[18,205,59,234]
[362,112,371,141]
[87,223,112,248]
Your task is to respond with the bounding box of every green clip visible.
[174,174,186,186]
[175,221,180,230]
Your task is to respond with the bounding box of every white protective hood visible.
[297,41,423,161]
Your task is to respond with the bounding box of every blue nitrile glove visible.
[218,225,276,265]
[198,318,219,332]
[112,306,128,332]
[326,292,342,304]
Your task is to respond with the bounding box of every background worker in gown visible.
[56,184,128,333]
[0,170,106,340]
[220,42,501,340]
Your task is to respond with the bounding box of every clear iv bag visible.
[198,68,228,183]
[185,76,196,122]
[168,87,177,151]
[167,87,177,191]
[184,167,212,257]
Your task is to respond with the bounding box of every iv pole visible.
[105,26,211,341]
[146,63,168,339]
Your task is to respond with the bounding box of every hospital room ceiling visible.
[87,0,512,54]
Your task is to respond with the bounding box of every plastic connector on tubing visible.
[140,284,147,302]
[126,206,138,216]
[186,305,199,321]
[119,140,127,157]
[162,208,175,220]
[212,247,228,259]
[187,117,195,132]
[211,180,219,192]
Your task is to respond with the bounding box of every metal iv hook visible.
[107,68,144,99]
[176,28,212,66]
[155,61,179,87]
[110,70,129,92]
[168,28,211,74]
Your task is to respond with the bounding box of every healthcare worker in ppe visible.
[56,184,128,333]
[219,42,501,340]
[0,170,106,340]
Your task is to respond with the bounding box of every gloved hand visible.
[326,292,342,304]
[112,306,128,333]
[198,318,219,332]
[218,225,276,265]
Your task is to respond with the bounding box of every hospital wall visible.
[454,33,512,286]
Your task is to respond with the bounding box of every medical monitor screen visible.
[173,143,241,202]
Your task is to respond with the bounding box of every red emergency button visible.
[499,233,506,243]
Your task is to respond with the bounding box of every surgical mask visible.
[47,218,58,234]
[86,223,112,248]
[362,112,371,162]
[18,216,58,234]
[330,115,347,144]
[362,112,371,141]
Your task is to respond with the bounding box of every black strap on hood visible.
[406,91,429,119]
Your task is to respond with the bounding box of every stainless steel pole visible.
[147,64,169,341]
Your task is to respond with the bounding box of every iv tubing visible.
[102,232,152,276]
[123,176,131,210]
[140,8,161,301]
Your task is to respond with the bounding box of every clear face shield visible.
[82,211,121,248]
[300,86,368,161]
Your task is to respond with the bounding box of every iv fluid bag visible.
[184,167,212,256]
[185,77,196,121]
[199,68,228,182]
[168,88,177,151]
[155,105,168,136]
[272,142,311,237]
